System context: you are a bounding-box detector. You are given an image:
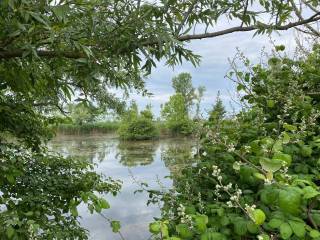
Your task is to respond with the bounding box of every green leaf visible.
[254,172,266,180]
[200,232,226,240]
[301,146,313,157]
[99,198,110,209]
[303,186,320,199]
[310,230,320,238]
[272,140,283,152]
[52,5,69,21]
[160,224,169,237]
[283,123,297,131]
[149,222,161,234]
[260,187,278,204]
[8,30,21,38]
[278,187,301,215]
[6,226,15,239]
[111,221,121,233]
[219,216,229,226]
[176,224,194,239]
[194,215,208,233]
[70,206,78,217]
[272,152,292,166]
[288,220,305,238]
[237,84,245,91]
[30,12,49,27]
[234,220,247,236]
[185,206,196,214]
[259,157,283,172]
[6,174,15,184]
[268,218,283,229]
[246,221,259,234]
[280,222,293,239]
[24,211,34,216]
[251,209,266,225]
[267,100,275,108]
[282,132,290,144]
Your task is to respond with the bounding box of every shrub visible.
[119,118,159,140]
[118,103,159,140]
[149,45,320,240]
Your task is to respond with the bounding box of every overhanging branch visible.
[0,49,85,60]
[177,13,320,41]
[0,12,319,60]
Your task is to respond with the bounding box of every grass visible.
[55,121,191,137]
[55,121,120,135]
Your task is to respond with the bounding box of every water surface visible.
[49,135,196,240]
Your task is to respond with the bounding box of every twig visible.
[98,212,126,240]
[307,199,318,230]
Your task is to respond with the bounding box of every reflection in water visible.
[116,141,158,167]
[161,140,196,175]
[49,135,196,240]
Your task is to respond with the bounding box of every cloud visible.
[123,25,299,117]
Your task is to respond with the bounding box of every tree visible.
[208,91,226,124]
[172,73,196,111]
[140,104,154,120]
[68,102,100,125]
[161,94,194,135]
[194,86,206,120]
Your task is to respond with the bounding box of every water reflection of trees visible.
[49,136,117,163]
[161,139,196,175]
[116,141,158,167]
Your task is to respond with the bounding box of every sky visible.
[120,27,299,117]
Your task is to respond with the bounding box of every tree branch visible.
[0,49,85,60]
[0,12,319,60]
[289,0,320,36]
[302,0,319,13]
[177,13,320,41]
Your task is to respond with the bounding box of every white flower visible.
[264,178,272,185]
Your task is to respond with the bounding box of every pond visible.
[49,134,197,240]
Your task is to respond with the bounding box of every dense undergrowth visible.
[148,45,320,240]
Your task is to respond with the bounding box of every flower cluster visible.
[212,165,243,208]
[245,204,256,214]
[198,192,205,213]
[177,204,193,227]
[264,178,272,185]
[212,165,222,181]
[280,166,292,180]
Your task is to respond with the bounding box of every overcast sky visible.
[122,28,298,117]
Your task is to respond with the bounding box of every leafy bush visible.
[119,118,159,140]
[149,45,320,240]
[118,103,159,140]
